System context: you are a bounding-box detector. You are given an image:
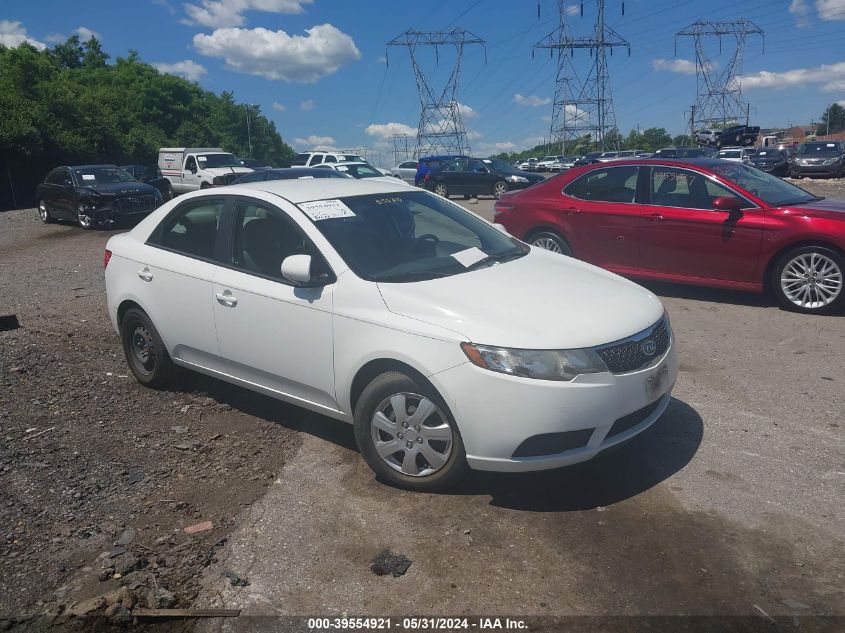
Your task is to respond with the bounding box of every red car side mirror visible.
[712,196,742,213]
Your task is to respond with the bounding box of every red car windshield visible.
[711,163,819,207]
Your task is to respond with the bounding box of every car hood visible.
[82,182,158,196]
[377,248,665,349]
[202,167,253,174]
[790,198,845,216]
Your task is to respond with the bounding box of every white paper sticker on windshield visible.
[451,247,488,268]
[827,143,836,147]
[82,174,96,181]
[299,199,356,221]
[197,155,207,161]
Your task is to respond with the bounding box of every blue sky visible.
[2,0,844,165]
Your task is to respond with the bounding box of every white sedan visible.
[104,180,677,490]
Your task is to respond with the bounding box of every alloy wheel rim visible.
[130,323,156,375]
[781,252,842,309]
[38,201,47,220]
[532,235,563,254]
[77,205,92,228]
[370,392,453,477]
[494,183,506,198]
[435,184,447,196]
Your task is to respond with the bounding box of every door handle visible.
[648,213,665,222]
[215,291,238,307]
[138,268,153,282]
[563,207,581,215]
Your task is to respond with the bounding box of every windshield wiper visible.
[779,196,824,206]
[376,269,455,283]
[465,248,526,272]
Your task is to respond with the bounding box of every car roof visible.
[222,177,412,204]
[68,164,120,169]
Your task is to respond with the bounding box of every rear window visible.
[291,153,310,166]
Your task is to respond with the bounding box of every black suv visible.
[424,157,544,199]
[790,141,845,179]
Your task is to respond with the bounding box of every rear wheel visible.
[527,230,572,256]
[77,203,94,230]
[38,200,55,224]
[492,181,508,199]
[772,246,844,315]
[433,182,449,198]
[165,182,175,200]
[120,308,176,387]
[354,372,469,491]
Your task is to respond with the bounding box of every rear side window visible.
[324,155,337,163]
[149,199,224,260]
[46,169,67,185]
[564,166,639,203]
[291,153,310,166]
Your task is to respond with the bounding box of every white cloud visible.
[740,61,845,91]
[565,4,579,15]
[513,93,551,107]
[293,135,335,149]
[75,26,100,41]
[153,0,177,14]
[652,58,698,74]
[45,33,66,44]
[272,101,286,112]
[838,100,845,107]
[790,0,812,26]
[0,20,46,50]
[153,60,208,81]
[365,122,417,139]
[817,0,845,20]
[476,141,518,155]
[194,24,361,83]
[457,102,477,119]
[183,0,313,28]
[375,55,387,64]
[300,99,315,111]
[466,130,484,140]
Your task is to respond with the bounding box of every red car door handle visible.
[562,207,581,215]
[649,213,665,222]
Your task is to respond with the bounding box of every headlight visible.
[506,175,528,183]
[823,158,840,165]
[460,343,607,381]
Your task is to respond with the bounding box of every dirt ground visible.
[1,177,844,631]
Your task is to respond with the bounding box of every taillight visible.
[494,202,516,216]
[424,173,430,182]
[104,249,112,269]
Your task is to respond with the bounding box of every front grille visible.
[595,317,670,374]
[217,173,242,185]
[114,195,157,215]
[512,428,594,458]
[605,398,663,439]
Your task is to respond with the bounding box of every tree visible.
[821,103,845,135]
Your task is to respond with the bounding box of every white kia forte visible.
[104,179,678,490]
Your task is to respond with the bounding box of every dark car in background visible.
[573,152,604,166]
[790,141,845,179]
[36,165,163,229]
[414,154,468,186]
[653,147,709,159]
[424,157,544,199]
[232,167,351,184]
[749,148,791,177]
[120,164,175,200]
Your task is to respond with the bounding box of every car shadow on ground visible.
[170,374,702,512]
[638,279,774,309]
[453,397,703,512]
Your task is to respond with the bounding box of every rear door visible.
[211,197,338,411]
[638,166,764,284]
[440,159,468,195]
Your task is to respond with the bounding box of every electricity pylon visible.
[534,0,629,153]
[386,29,485,157]
[675,20,764,130]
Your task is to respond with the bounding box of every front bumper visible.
[791,163,842,176]
[430,341,679,472]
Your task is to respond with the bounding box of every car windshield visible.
[306,190,527,282]
[797,142,841,156]
[73,167,136,185]
[718,150,742,158]
[711,163,819,206]
[197,153,242,168]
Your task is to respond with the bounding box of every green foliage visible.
[821,103,845,134]
[0,37,295,209]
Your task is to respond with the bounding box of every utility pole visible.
[386,29,485,158]
[534,0,629,153]
[675,20,763,131]
[391,133,412,164]
[245,104,253,158]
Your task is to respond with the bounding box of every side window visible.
[445,160,467,172]
[308,155,324,166]
[400,161,416,169]
[185,156,197,172]
[324,155,337,163]
[231,200,325,281]
[650,167,742,210]
[46,169,65,185]
[150,199,224,259]
[564,166,639,203]
[468,160,488,173]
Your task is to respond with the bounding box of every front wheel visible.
[38,200,55,224]
[772,246,844,315]
[353,372,469,491]
[433,182,449,198]
[528,230,572,256]
[492,181,508,199]
[77,204,94,230]
[120,308,176,387]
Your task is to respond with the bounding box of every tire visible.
[492,181,508,199]
[165,182,175,200]
[433,182,449,198]
[38,200,55,224]
[463,194,471,200]
[200,182,210,190]
[120,308,176,387]
[771,246,845,315]
[77,203,94,230]
[527,230,572,256]
[353,371,469,491]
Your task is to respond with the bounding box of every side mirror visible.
[64,180,74,189]
[281,254,313,284]
[712,196,743,216]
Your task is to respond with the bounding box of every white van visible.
[158,148,252,194]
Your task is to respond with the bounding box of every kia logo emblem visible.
[641,340,657,356]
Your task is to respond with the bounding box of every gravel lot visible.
[1,178,844,630]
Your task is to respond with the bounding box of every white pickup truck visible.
[158,148,252,194]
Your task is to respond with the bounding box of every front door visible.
[212,198,338,412]
[639,166,764,284]
[465,159,495,196]
[182,156,202,192]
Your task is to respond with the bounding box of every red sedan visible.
[494,158,845,315]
